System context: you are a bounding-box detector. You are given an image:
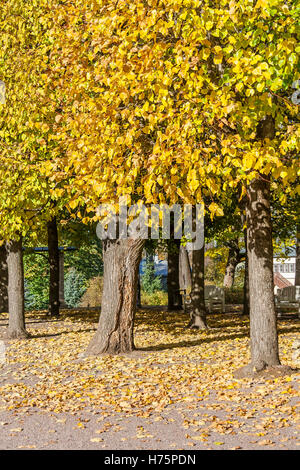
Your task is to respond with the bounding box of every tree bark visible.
[189,243,208,329]
[0,244,8,313]
[85,237,145,355]
[6,238,28,339]
[223,238,240,288]
[167,239,182,310]
[47,217,60,316]
[296,224,300,286]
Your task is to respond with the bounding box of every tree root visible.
[5,329,30,340]
[234,363,296,379]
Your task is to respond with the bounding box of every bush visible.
[141,258,162,294]
[24,254,49,310]
[79,276,103,307]
[224,287,244,304]
[23,233,103,311]
[141,290,168,306]
[64,268,87,307]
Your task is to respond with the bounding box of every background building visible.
[273,248,296,293]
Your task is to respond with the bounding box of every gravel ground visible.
[0,388,299,450]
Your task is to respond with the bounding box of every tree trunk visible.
[179,245,192,291]
[167,239,182,310]
[235,176,281,376]
[58,250,68,308]
[6,238,28,339]
[223,238,240,288]
[296,224,300,286]
[0,244,8,313]
[242,226,250,316]
[47,217,60,316]
[85,237,145,355]
[189,243,208,329]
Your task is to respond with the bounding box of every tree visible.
[167,240,182,311]
[239,175,280,374]
[189,242,208,329]
[22,220,103,310]
[2,1,299,363]
[56,0,298,361]
[223,237,241,288]
[235,118,288,377]
[6,238,28,339]
[85,237,144,355]
[179,245,192,292]
[47,217,60,316]
[0,0,71,329]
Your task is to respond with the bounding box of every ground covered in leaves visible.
[0,308,299,450]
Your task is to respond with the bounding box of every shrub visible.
[64,268,87,307]
[141,290,168,306]
[224,287,244,304]
[79,276,103,307]
[24,255,49,310]
[141,258,162,294]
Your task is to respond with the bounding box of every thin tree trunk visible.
[242,226,250,315]
[6,238,28,339]
[179,245,192,291]
[167,239,182,310]
[189,243,208,329]
[85,237,144,355]
[0,244,8,313]
[48,217,60,316]
[58,251,67,308]
[223,238,240,288]
[296,224,300,285]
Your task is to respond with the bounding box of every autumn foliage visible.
[0,2,299,369]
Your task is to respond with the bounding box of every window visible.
[290,264,295,273]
